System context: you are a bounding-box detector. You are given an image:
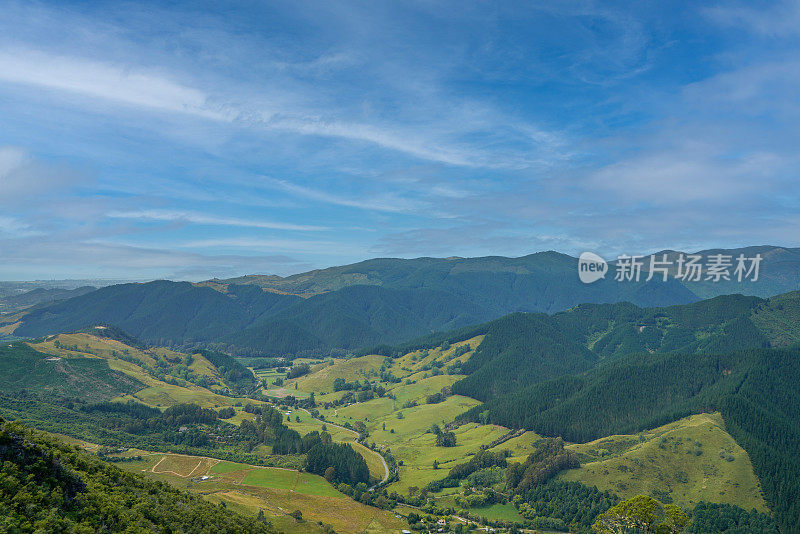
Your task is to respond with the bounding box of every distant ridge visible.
[207,246,800,299]
[9,246,800,356]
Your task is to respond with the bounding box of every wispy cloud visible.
[585,146,789,204]
[0,215,40,237]
[704,1,800,38]
[0,236,313,280]
[0,145,87,205]
[178,237,367,256]
[0,45,563,169]
[261,177,427,213]
[0,48,228,120]
[1,2,798,279]
[106,209,328,231]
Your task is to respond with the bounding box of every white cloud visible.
[0,48,228,120]
[262,177,427,213]
[0,145,87,204]
[178,237,367,256]
[0,215,38,236]
[0,146,26,175]
[586,147,787,204]
[704,1,800,38]
[106,209,327,231]
[0,45,566,169]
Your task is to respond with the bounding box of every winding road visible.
[298,407,390,488]
[248,368,390,487]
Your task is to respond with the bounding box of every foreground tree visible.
[592,495,690,534]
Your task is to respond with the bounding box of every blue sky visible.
[0,0,798,280]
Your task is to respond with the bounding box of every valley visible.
[2,292,795,533]
[4,3,796,532]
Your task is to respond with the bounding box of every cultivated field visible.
[112,452,406,534]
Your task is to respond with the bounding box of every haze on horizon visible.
[1,0,799,281]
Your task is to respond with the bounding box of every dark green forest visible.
[13,250,710,356]
[305,440,370,485]
[459,348,800,532]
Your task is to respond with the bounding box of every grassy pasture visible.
[387,421,507,494]
[33,332,157,366]
[151,454,216,477]
[232,485,406,534]
[559,412,768,512]
[185,351,222,379]
[203,490,327,534]
[387,336,483,379]
[493,430,544,463]
[294,472,342,497]
[387,374,464,406]
[285,408,356,442]
[110,449,405,534]
[210,460,247,474]
[30,332,265,411]
[263,386,311,399]
[284,408,388,482]
[293,354,385,393]
[329,396,395,422]
[464,503,523,522]
[242,467,298,490]
[252,367,286,384]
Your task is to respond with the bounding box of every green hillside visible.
[460,347,800,532]
[12,251,704,356]
[450,291,800,403]
[293,336,778,533]
[216,246,800,301]
[559,413,766,512]
[0,418,274,533]
[0,341,142,402]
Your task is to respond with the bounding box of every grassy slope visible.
[292,354,386,393]
[300,339,771,515]
[559,413,767,512]
[0,341,142,402]
[29,333,263,412]
[113,451,406,534]
[283,407,388,482]
[306,339,507,494]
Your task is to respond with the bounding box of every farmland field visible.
[2,324,779,532]
[108,450,405,534]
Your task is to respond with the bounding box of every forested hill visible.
[402,292,800,532]
[213,245,800,299]
[10,247,800,356]
[13,258,696,355]
[0,418,274,533]
[381,291,796,402]
[459,348,800,533]
[13,282,489,355]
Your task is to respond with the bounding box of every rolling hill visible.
[10,252,698,356]
[438,291,799,403]
[213,246,800,300]
[0,418,275,533]
[0,285,96,313]
[11,246,800,356]
[0,341,143,402]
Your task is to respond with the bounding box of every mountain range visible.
[6,246,800,356]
